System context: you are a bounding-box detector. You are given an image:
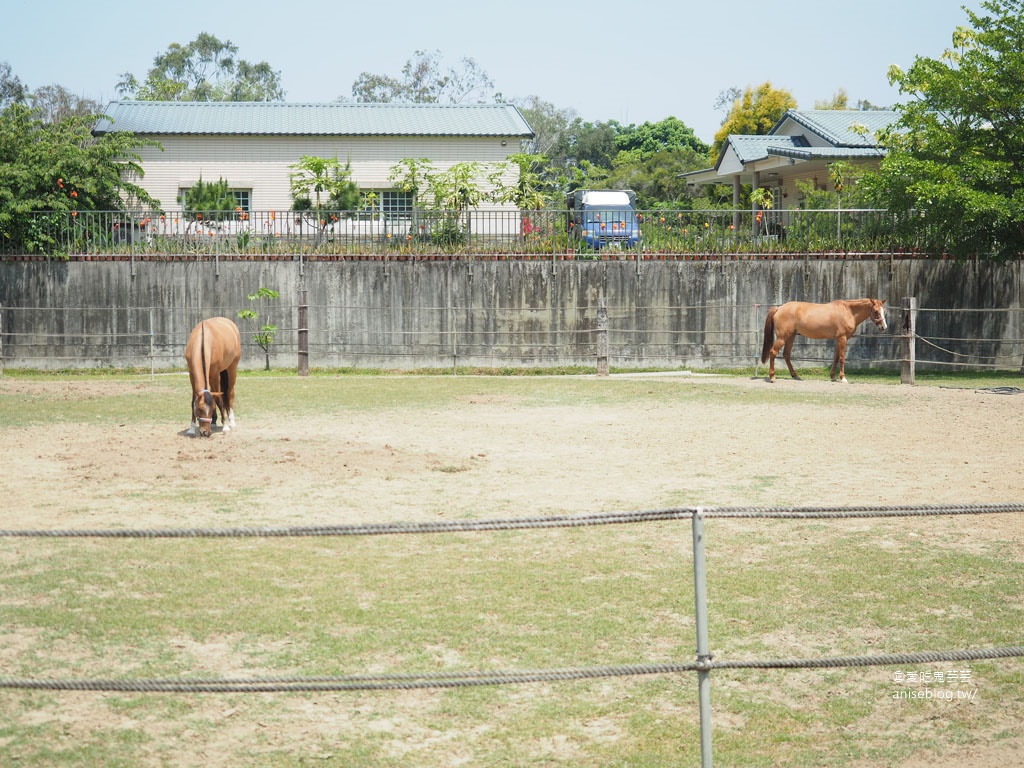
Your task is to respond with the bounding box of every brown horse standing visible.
[760,299,887,383]
[185,317,241,436]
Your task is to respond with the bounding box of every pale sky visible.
[4,0,980,144]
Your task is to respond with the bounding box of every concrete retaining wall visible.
[1,258,1021,371]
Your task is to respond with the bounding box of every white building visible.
[92,100,536,218]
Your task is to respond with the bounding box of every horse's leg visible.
[186,399,198,437]
[216,370,232,432]
[836,336,849,383]
[769,337,786,382]
[782,335,800,380]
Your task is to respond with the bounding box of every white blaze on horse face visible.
[194,392,214,436]
[871,301,888,331]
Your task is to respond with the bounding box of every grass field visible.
[0,370,1021,767]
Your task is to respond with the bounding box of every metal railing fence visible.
[1,208,950,259]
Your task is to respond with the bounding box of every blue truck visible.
[567,189,641,250]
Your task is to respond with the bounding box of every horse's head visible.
[193,389,217,437]
[869,299,888,331]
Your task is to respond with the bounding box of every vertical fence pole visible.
[901,296,916,385]
[298,289,309,377]
[149,309,155,379]
[596,298,609,377]
[692,507,714,768]
[0,304,4,376]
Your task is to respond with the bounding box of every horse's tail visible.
[760,306,778,363]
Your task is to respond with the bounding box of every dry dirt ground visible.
[0,373,1021,766]
[1,374,1022,529]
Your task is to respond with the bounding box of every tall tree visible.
[117,33,284,102]
[606,147,710,209]
[31,84,99,124]
[814,88,850,110]
[513,95,577,157]
[615,116,709,161]
[0,104,156,253]
[0,61,27,109]
[348,50,494,104]
[712,82,797,156]
[863,0,1024,259]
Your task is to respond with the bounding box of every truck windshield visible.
[583,207,634,226]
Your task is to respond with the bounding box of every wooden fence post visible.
[900,296,916,385]
[297,289,309,377]
[596,298,609,377]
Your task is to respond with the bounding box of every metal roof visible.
[728,134,810,164]
[766,145,885,161]
[775,109,902,147]
[93,101,535,138]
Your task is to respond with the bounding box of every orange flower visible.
[70,190,78,198]
[58,178,64,189]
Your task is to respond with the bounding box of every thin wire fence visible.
[1,302,1021,373]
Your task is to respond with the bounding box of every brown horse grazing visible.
[185,317,241,436]
[760,299,887,383]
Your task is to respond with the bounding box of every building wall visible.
[133,135,522,213]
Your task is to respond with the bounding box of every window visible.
[177,186,252,213]
[233,190,251,213]
[361,190,414,217]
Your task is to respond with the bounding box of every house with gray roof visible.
[684,109,899,212]
[92,101,535,219]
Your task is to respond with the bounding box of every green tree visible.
[289,156,359,211]
[117,33,284,102]
[289,155,360,245]
[513,96,577,157]
[30,84,99,125]
[554,119,622,170]
[0,61,27,109]
[488,153,556,210]
[615,116,709,160]
[389,159,493,248]
[862,0,1024,259]
[0,103,156,254]
[606,147,711,209]
[237,287,279,371]
[349,50,494,104]
[814,88,850,110]
[712,82,798,156]
[180,176,237,225]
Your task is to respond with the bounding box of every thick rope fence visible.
[2,502,1022,539]
[2,503,1022,696]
